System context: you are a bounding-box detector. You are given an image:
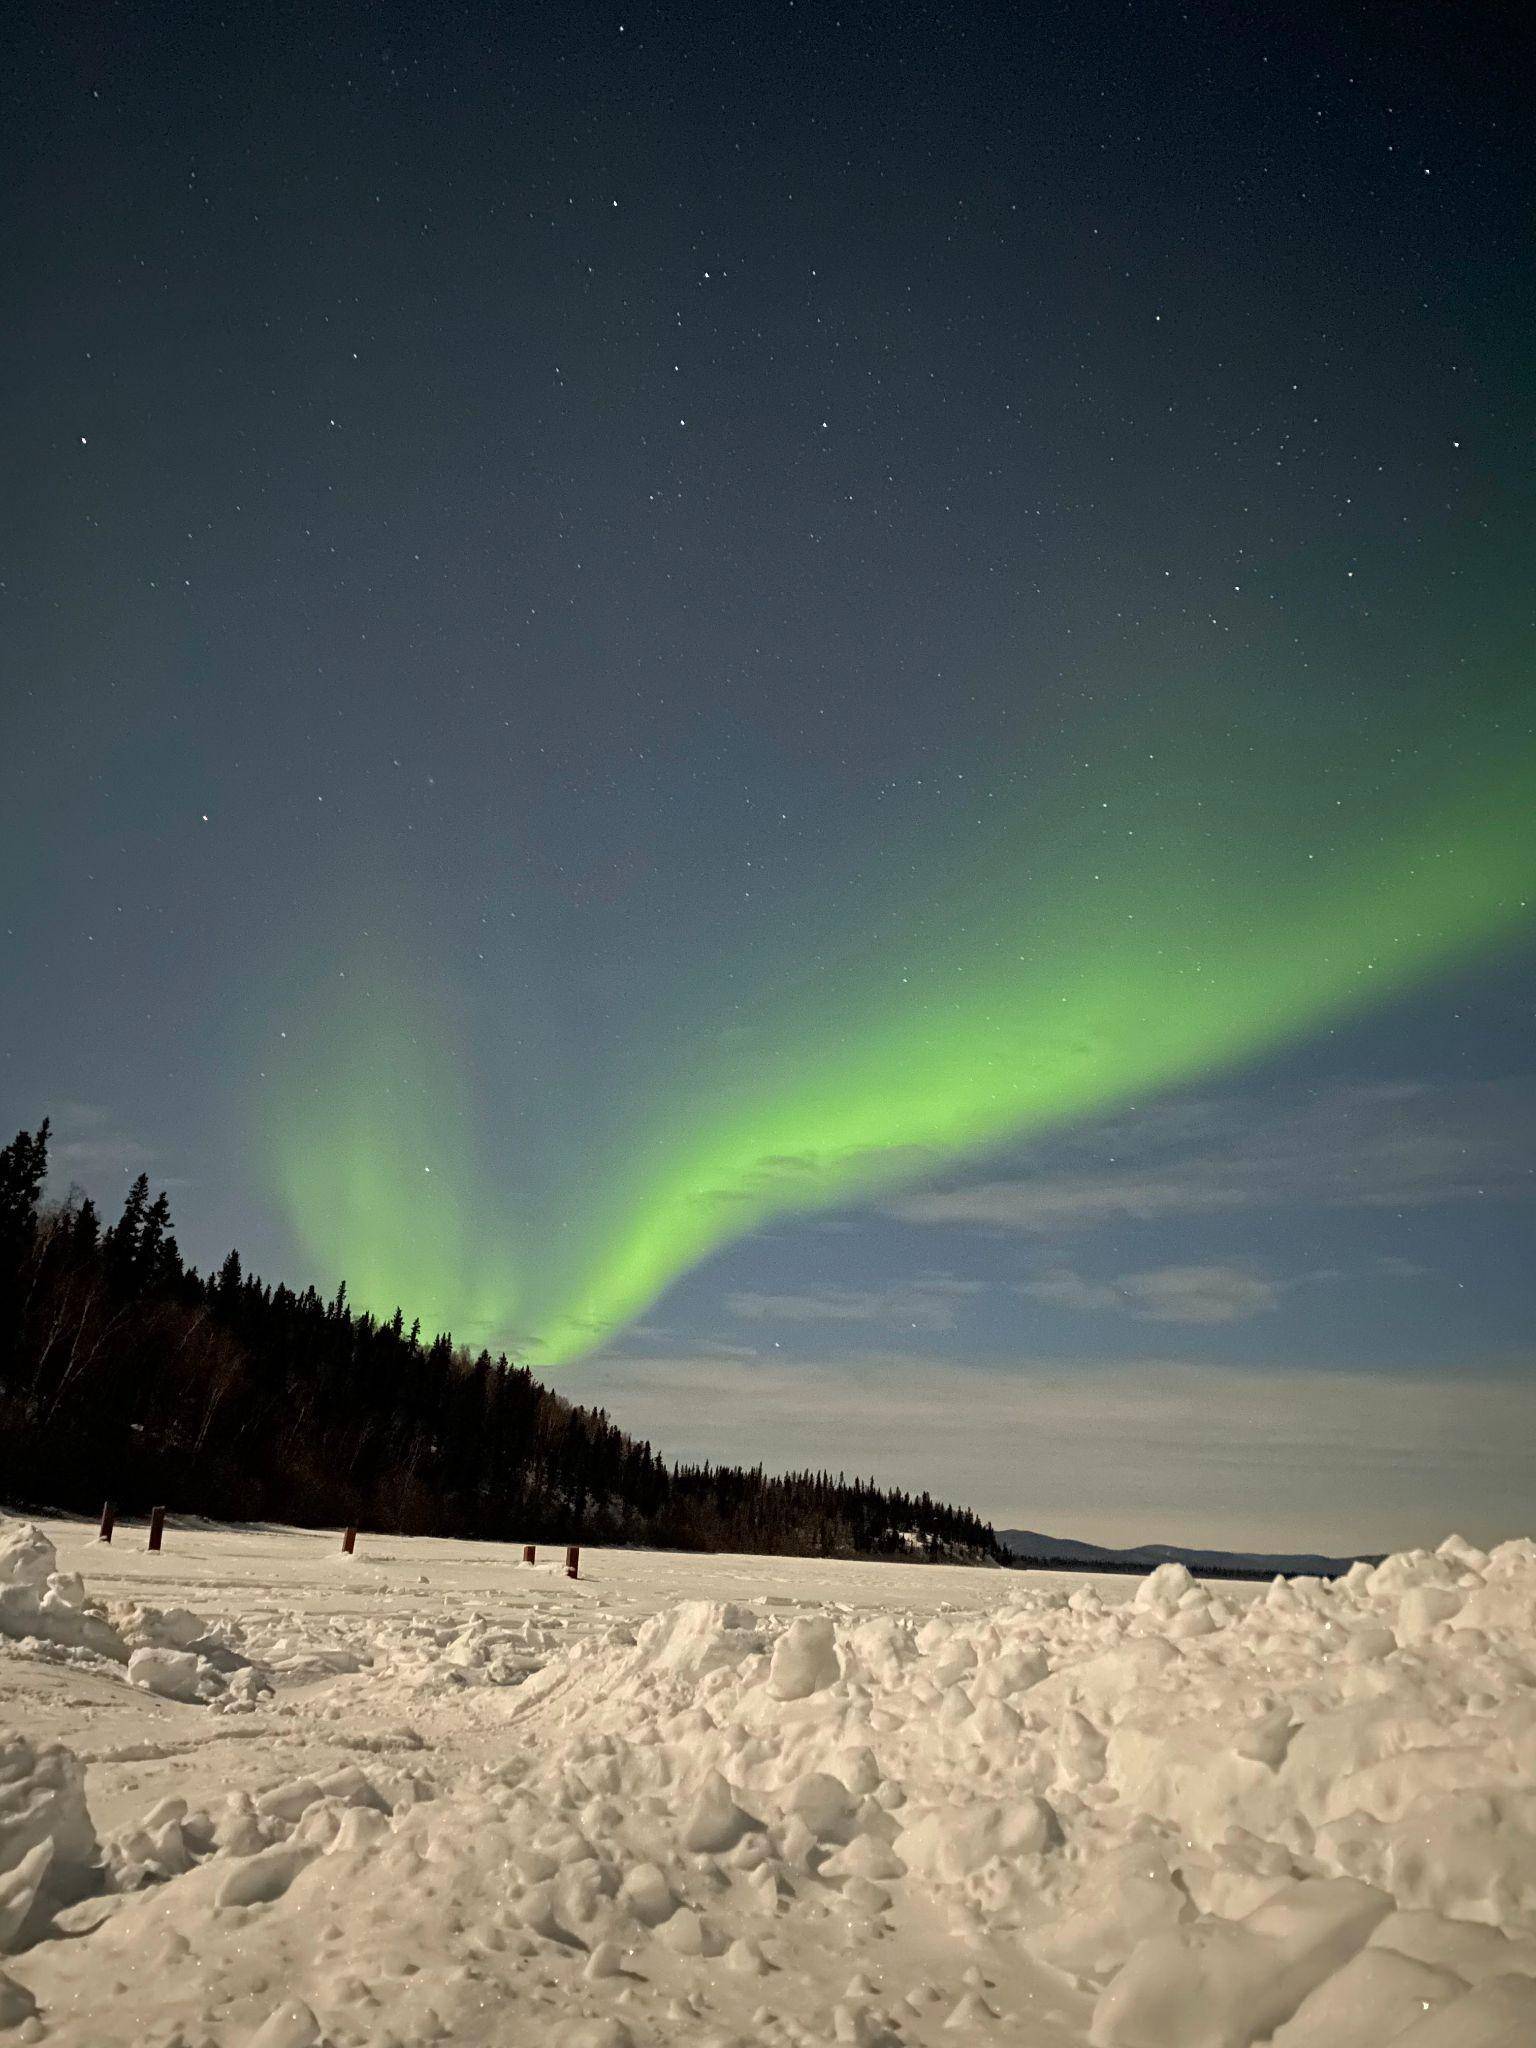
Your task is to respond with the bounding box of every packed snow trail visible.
[3,1517,1536,2045]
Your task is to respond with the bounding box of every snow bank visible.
[0,1734,99,1952]
[3,1520,1536,2044]
[0,1522,270,1711]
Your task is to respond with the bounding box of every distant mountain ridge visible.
[997,1527,1377,1578]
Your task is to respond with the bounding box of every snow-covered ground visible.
[3,1515,1536,2046]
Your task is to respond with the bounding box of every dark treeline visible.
[0,1122,1002,1561]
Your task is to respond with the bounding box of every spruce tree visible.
[0,1120,50,1268]
[102,1173,150,1294]
[70,1196,100,1257]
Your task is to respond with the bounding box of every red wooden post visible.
[522,1544,535,1565]
[342,1526,357,1554]
[565,1544,580,1580]
[147,1505,165,1552]
[98,1500,115,1544]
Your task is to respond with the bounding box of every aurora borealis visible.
[6,0,1533,1543]
[271,673,1533,1363]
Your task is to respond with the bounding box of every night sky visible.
[5,1,1532,1549]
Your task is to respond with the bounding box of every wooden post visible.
[522,1544,535,1565]
[98,1501,115,1544]
[342,1526,357,1554]
[147,1505,165,1552]
[565,1544,579,1580]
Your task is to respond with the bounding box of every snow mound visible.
[0,1733,99,1952]
[3,1518,1536,2044]
[0,1522,273,1714]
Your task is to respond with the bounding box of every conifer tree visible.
[0,1119,49,1266]
[102,1173,151,1294]
[70,1196,100,1258]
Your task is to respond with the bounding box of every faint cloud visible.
[727,1275,988,1334]
[898,1176,1239,1231]
[1127,1266,1279,1323]
[517,1316,762,1362]
[1374,1254,1433,1281]
[44,1101,164,1188]
[888,1078,1536,1235]
[700,1154,824,1207]
[1010,1271,1124,1315]
[1017,1262,1280,1324]
[702,1143,943,1213]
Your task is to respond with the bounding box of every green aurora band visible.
[270,687,1535,1363]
